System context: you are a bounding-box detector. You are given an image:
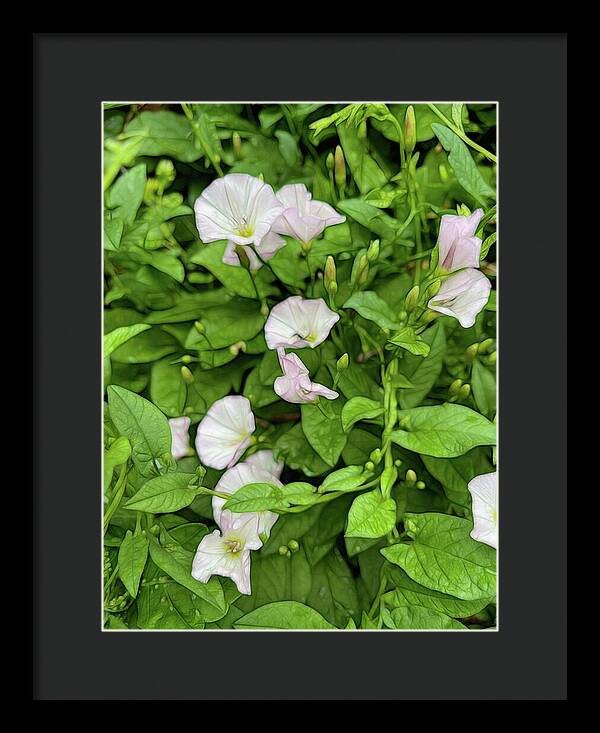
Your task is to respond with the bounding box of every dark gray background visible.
[33,33,567,700]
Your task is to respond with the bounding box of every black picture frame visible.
[33,33,567,700]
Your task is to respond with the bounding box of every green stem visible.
[104,464,129,534]
[427,103,497,163]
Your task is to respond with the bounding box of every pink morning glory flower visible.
[274,348,339,404]
[194,173,284,248]
[427,269,491,328]
[195,395,255,470]
[467,471,497,549]
[168,417,191,460]
[273,183,345,246]
[264,296,340,350]
[191,512,262,595]
[437,209,484,273]
[213,460,283,540]
[244,449,284,479]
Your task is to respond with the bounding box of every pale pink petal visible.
[254,230,287,261]
[222,241,262,271]
[274,348,339,404]
[273,183,345,245]
[427,269,491,328]
[195,395,255,470]
[169,416,191,460]
[438,209,484,272]
[244,449,284,479]
[194,173,283,247]
[467,471,497,549]
[264,296,340,350]
[191,529,228,582]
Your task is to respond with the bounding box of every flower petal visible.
[169,416,191,460]
[427,269,491,328]
[467,471,497,549]
[264,296,339,349]
[195,395,255,469]
[244,449,284,478]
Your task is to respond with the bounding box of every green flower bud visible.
[143,177,160,205]
[459,383,471,399]
[399,310,408,322]
[365,461,375,472]
[326,151,335,171]
[181,354,193,364]
[427,279,442,298]
[478,338,494,354]
[336,353,349,371]
[260,302,269,317]
[194,320,205,334]
[324,256,337,292]
[487,351,497,365]
[404,105,416,156]
[150,524,160,535]
[405,469,417,484]
[234,244,252,271]
[399,415,410,430]
[457,203,471,217]
[162,192,183,209]
[449,378,463,395]
[232,132,243,159]
[423,310,440,323]
[180,365,194,384]
[394,459,402,468]
[156,158,175,183]
[415,480,426,490]
[357,255,370,285]
[328,281,338,297]
[278,545,290,557]
[229,341,246,356]
[404,285,420,312]
[358,120,368,139]
[369,448,382,464]
[466,343,479,361]
[438,164,449,182]
[288,539,299,553]
[366,239,380,262]
[334,145,346,188]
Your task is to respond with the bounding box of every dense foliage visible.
[103,102,497,630]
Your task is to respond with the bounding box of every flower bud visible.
[457,203,471,217]
[232,132,243,159]
[324,256,337,291]
[423,310,440,323]
[326,152,335,171]
[180,366,194,384]
[438,164,449,182]
[478,338,494,354]
[405,469,417,484]
[288,539,299,553]
[156,158,175,185]
[358,120,368,139]
[404,105,416,155]
[427,279,442,298]
[337,353,349,371]
[404,285,420,312]
[234,244,252,271]
[415,480,426,490]
[194,320,205,334]
[394,459,402,468]
[399,415,410,430]
[487,351,497,365]
[365,461,375,472]
[466,343,479,361]
[369,448,382,464]
[181,354,193,364]
[449,378,463,395]
[366,239,380,262]
[150,524,160,535]
[459,383,471,399]
[278,545,290,557]
[229,341,247,356]
[334,145,346,188]
[399,310,408,322]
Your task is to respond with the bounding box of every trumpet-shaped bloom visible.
[195,395,255,470]
[427,269,491,328]
[194,173,283,248]
[274,348,339,404]
[169,417,191,460]
[213,461,283,539]
[191,512,262,595]
[222,230,286,271]
[467,471,498,549]
[438,209,484,272]
[244,449,284,479]
[264,296,340,350]
[273,183,345,245]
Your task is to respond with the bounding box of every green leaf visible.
[110,327,179,364]
[147,531,227,615]
[150,359,187,417]
[392,404,496,457]
[124,473,200,513]
[341,396,384,432]
[387,326,430,356]
[337,122,389,194]
[381,512,496,600]
[318,465,370,494]
[337,199,403,243]
[431,124,495,206]
[345,490,396,539]
[398,321,446,409]
[107,385,172,477]
[104,215,123,251]
[471,359,497,418]
[104,436,131,492]
[422,449,493,512]
[301,400,347,467]
[383,605,466,630]
[118,530,149,597]
[122,110,200,162]
[306,549,359,627]
[343,291,400,330]
[106,163,146,225]
[275,424,330,477]
[222,481,317,513]
[104,324,151,358]
[234,601,335,630]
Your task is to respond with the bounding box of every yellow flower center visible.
[224,536,243,555]
[237,218,254,237]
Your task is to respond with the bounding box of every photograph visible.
[102,100,498,631]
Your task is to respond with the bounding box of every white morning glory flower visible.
[467,471,498,549]
[222,230,286,271]
[168,416,191,460]
[244,449,284,479]
[195,395,255,470]
[427,268,491,328]
[213,460,283,540]
[264,296,340,350]
[274,348,339,404]
[194,173,284,248]
[191,512,262,595]
[273,183,346,246]
[437,208,484,272]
